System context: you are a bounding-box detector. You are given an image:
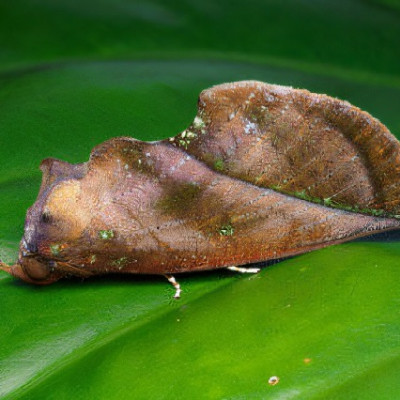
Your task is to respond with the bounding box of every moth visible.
[2,80,400,298]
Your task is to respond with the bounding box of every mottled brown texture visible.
[1,80,400,284]
[183,81,400,212]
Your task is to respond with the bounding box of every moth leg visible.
[164,274,182,299]
[227,266,260,274]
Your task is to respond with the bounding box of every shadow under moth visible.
[1,80,400,298]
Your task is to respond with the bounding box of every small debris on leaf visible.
[268,376,280,386]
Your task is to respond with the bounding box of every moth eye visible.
[40,212,52,223]
[22,258,51,281]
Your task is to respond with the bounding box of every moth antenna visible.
[0,260,12,274]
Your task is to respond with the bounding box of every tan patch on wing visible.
[44,180,90,239]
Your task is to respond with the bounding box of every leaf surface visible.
[0,60,400,399]
[0,0,400,397]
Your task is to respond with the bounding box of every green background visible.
[0,1,400,398]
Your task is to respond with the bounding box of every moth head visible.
[1,158,90,284]
[23,158,90,256]
[0,251,59,285]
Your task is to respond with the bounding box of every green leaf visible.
[1,59,400,399]
[1,0,400,398]
[1,0,400,80]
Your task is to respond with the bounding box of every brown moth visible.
[1,80,400,298]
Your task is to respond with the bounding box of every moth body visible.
[2,81,400,288]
